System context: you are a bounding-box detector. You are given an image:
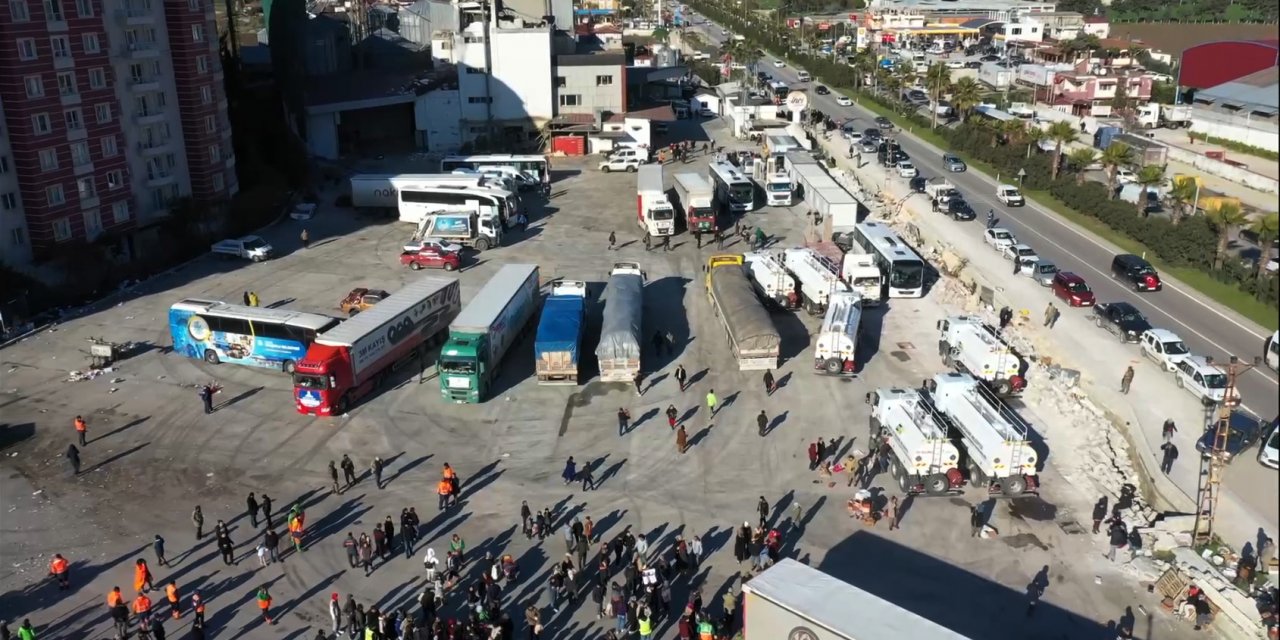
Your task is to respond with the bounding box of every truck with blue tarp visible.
[535,280,588,384]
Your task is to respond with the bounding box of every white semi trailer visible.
[867,384,964,495]
[783,247,850,315]
[928,372,1038,496]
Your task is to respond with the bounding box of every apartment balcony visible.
[129,76,162,92]
[224,155,236,171]
[121,42,161,59]
[137,140,171,155]
[134,109,168,126]
[72,160,95,176]
[146,172,176,188]
[115,8,155,25]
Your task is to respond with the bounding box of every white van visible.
[1139,328,1190,371]
[797,71,811,82]
[1174,355,1239,406]
[475,165,538,191]
[608,147,650,163]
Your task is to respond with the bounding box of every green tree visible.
[949,77,983,122]
[1165,176,1198,225]
[1248,212,1280,281]
[1025,126,1048,159]
[924,62,951,128]
[1100,142,1133,198]
[1045,120,1078,180]
[1206,201,1248,270]
[1132,164,1165,214]
[653,26,670,43]
[1066,148,1098,185]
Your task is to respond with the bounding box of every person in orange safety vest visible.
[74,416,88,447]
[133,558,154,593]
[166,580,181,619]
[437,479,452,511]
[49,554,70,590]
[132,591,153,624]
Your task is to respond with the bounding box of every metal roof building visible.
[1193,67,1280,116]
[1179,39,1279,90]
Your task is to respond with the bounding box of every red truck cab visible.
[293,344,358,415]
[400,248,460,271]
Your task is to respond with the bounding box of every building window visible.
[88,67,106,89]
[52,217,72,241]
[64,108,83,131]
[187,0,199,9]
[50,35,70,59]
[47,184,66,206]
[95,103,111,123]
[204,115,216,133]
[43,0,63,20]
[209,144,221,162]
[196,55,208,73]
[39,148,59,171]
[57,71,77,96]
[70,141,89,166]
[17,38,38,60]
[1,193,18,210]
[112,200,130,222]
[10,228,26,247]
[558,94,582,107]
[82,32,100,54]
[74,0,90,17]
[84,209,103,237]
[596,75,613,86]
[11,0,30,20]
[32,113,53,135]
[25,75,45,99]
[191,23,204,42]
[555,76,566,88]
[200,86,212,104]
[212,173,225,192]
[76,176,96,200]
[0,155,8,174]
[106,170,123,189]
[465,66,485,74]
[467,96,492,104]
[100,135,117,157]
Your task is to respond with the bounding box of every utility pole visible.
[1191,355,1259,546]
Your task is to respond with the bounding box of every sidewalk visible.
[811,132,1271,553]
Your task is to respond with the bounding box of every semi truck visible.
[706,254,780,371]
[1135,103,1192,129]
[407,212,502,252]
[595,262,645,383]
[782,247,850,315]
[937,315,1026,397]
[744,252,798,309]
[928,372,1038,496]
[791,164,861,234]
[438,264,540,403]
[743,559,974,640]
[636,165,676,237]
[866,384,963,495]
[763,172,795,207]
[293,274,462,416]
[672,173,717,233]
[534,280,587,384]
[813,291,862,375]
[807,241,884,306]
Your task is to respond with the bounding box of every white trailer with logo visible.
[928,372,1038,496]
[813,291,863,375]
[866,384,963,495]
[791,164,861,234]
[782,247,850,315]
[937,315,1025,396]
[744,252,798,309]
[636,165,676,237]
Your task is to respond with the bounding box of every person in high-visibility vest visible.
[48,554,70,590]
[106,586,125,609]
[74,416,88,447]
[637,610,653,639]
[133,559,154,593]
[133,591,153,626]
[437,479,451,511]
[697,617,715,640]
[256,585,274,625]
[165,580,181,619]
[288,515,304,553]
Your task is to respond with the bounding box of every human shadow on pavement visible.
[88,416,150,444]
[595,458,628,489]
[385,453,433,486]
[84,441,150,473]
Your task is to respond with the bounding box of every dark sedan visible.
[1195,411,1264,463]
[874,116,894,129]
[964,60,982,68]
[815,85,830,95]
[980,54,1001,63]
[946,199,976,221]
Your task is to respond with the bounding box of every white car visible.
[1260,420,1278,470]
[1116,168,1137,184]
[773,59,785,68]
[598,156,640,173]
[983,227,1016,251]
[836,96,852,107]
[1139,328,1191,372]
[1001,243,1039,264]
[945,60,964,69]
[842,130,862,143]
[896,160,918,178]
[404,236,465,254]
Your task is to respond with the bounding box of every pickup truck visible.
[400,248,460,271]
[996,184,1025,207]
[211,235,274,262]
[339,288,389,316]
[1092,301,1152,343]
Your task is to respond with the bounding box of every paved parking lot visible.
[0,136,1201,638]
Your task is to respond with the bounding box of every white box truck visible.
[867,384,964,495]
[928,372,1038,496]
[636,165,675,237]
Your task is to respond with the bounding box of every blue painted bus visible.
[168,299,339,373]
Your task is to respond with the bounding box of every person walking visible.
[134,559,155,593]
[191,591,205,627]
[1120,366,1135,394]
[705,390,718,418]
[255,585,274,625]
[16,619,35,640]
[341,455,357,488]
[436,478,451,511]
[199,383,216,414]
[562,457,577,485]
[762,370,776,395]
[65,444,81,475]
[608,231,617,251]
[217,536,235,566]
[329,461,341,494]
[49,553,70,590]
[807,441,819,470]
[970,504,985,538]
[1043,303,1059,329]
[343,533,358,568]
[300,229,310,250]
[757,411,768,437]
[674,365,688,392]
[617,408,631,436]
[264,529,281,564]
[246,492,259,528]
[256,542,270,567]
[885,496,900,530]
[1162,419,1177,443]
[580,466,596,492]
[998,306,1013,330]
[382,516,396,559]
[74,415,88,447]
[520,501,533,538]
[1091,498,1108,534]
[662,235,671,252]
[756,497,769,529]
[152,535,167,568]
[192,506,204,540]
[666,405,678,430]
[1106,521,1127,562]
[372,456,385,490]
[1159,442,1178,475]
[165,581,181,619]
[359,534,374,576]
[676,425,688,453]
[132,590,153,630]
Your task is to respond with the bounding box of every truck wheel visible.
[282,360,296,374]
[348,309,361,317]
[925,473,950,495]
[475,238,490,252]
[823,357,843,375]
[334,394,349,415]
[1002,475,1027,496]
[410,261,423,270]
[968,462,984,485]
[203,350,220,365]
[993,379,1013,396]
[443,262,456,272]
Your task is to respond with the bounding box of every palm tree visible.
[1066,148,1098,185]
[1025,126,1048,159]
[1165,176,1198,225]
[1133,165,1165,214]
[1100,143,1133,198]
[1249,212,1280,280]
[1045,120,1078,180]
[924,62,951,128]
[1206,201,1248,270]
[949,77,982,122]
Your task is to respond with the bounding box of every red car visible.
[1052,272,1096,307]
[399,248,460,271]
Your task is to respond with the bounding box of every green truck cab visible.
[439,263,540,403]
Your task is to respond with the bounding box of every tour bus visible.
[709,161,755,212]
[397,186,518,227]
[168,299,339,373]
[849,221,926,298]
[768,81,789,103]
[440,154,550,186]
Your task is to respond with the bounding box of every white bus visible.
[397,186,518,227]
[168,299,339,373]
[440,154,550,185]
[709,161,755,212]
[849,221,926,298]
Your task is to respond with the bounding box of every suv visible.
[1111,254,1162,292]
[1092,301,1152,342]
[339,288,390,316]
[1052,272,1095,307]
[599,156,641,173]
